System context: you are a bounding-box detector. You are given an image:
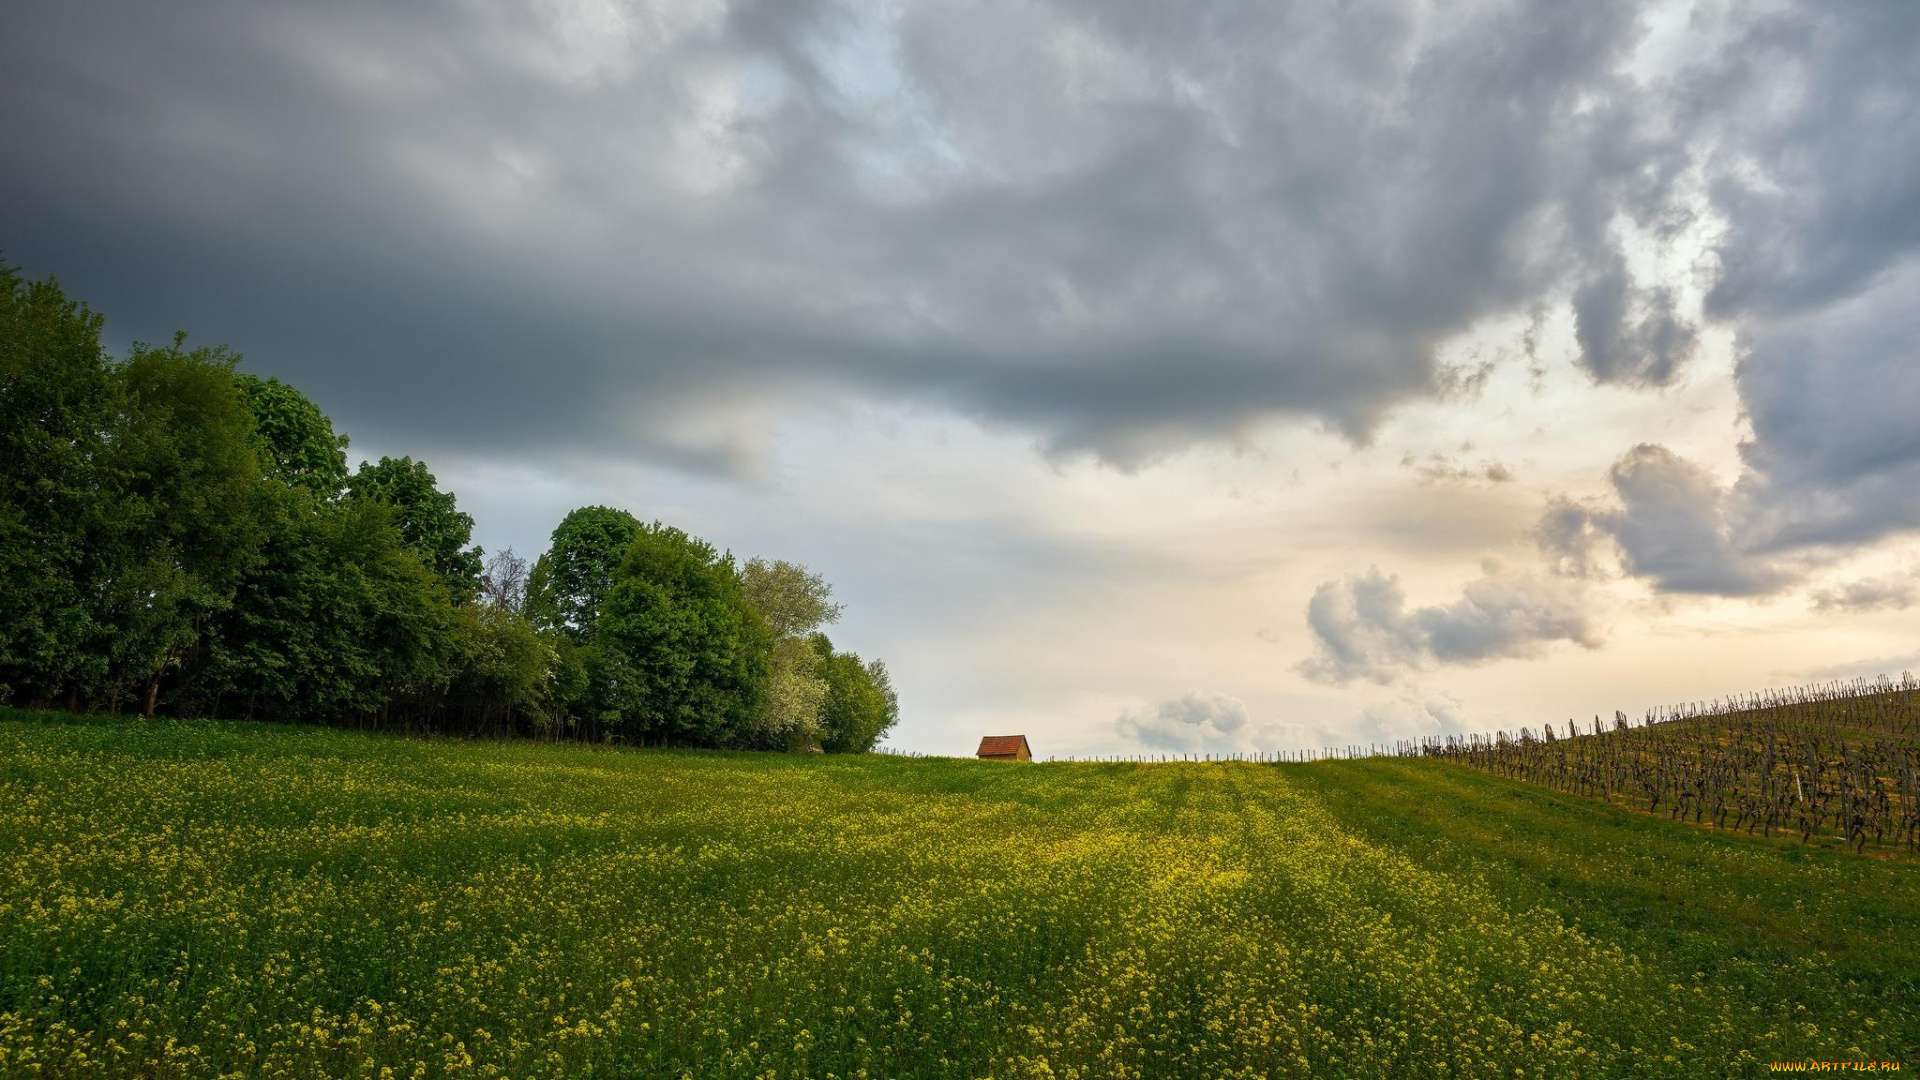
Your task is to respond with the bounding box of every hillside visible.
[1,711,1914,1078]
[1416,678,1920,853]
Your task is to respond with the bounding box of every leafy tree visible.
[596,523,770,745]
[739,558,843,638]
[544,637,596,735]
[347,456,483,602]
[739,558,842,749]
[196,380,465,725]
[199,491,454,721]
[442,602,555,734]
[0,265,113,705]
[749,646,829,750]
[525,506,642,642]
[812,633,900,753]
[99,334,263,714]
[234,373,348,496]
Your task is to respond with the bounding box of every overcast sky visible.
[6,0,1917,755]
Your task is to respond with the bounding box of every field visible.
[1,712,1915,1078]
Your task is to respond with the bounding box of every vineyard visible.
[1412,676,1920,854]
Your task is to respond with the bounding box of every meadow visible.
[0,710,1914,1079]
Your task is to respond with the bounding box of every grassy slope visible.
[0,711,1914,1079]
[1290,759,1920,1023]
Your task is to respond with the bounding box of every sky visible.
[5,0,1917,757]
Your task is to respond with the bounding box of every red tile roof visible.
[976,734,1030,758]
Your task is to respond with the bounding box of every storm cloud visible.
[1544,1,1920,597]
[1534,443,1793,598]
[0,0,1804,471]
[1538,265,1920,601]
[1732,263,1920,555]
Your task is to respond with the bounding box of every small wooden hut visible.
[976,734,1032,761]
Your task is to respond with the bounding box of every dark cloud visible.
[2,0,1702,471]
[6,0,1914,508]
[1731,263,1920,553]
[1534,445,1787,597]
[1599,444,1788,596]
[1534,496,1610,580]
[1692,2,1920,321]
[1571,258,1697,386]
[1541,266,1920,598]
[1300,563,1601,684]
[1629,1,1920,588]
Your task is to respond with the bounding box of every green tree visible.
[544,637,596,736]
[234,373,348,496]
[0,265,113,705]
[525,506,642,642]
[812,633,900,753]
[596,523,770,745]
[347,456,483,602]
[739,558,843,639]
[441,602,555,735]
[739,558,842,749]
[99,334,263,715]
[199,490,454,722]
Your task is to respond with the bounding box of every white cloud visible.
[1115,690,1252,753]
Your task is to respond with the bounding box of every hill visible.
[1,710,1914,1078]
[1415,678,1920,853]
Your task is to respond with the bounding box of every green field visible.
[1,713,1914,1078]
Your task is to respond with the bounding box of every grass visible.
[1289,759,1920,1010]
[0,709,1914,1078]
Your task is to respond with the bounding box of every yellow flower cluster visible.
[0,717,1901,1078]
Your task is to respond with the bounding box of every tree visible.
[813,633,900,753]
[199,490,455,722]
[739,558,842,749]
[347,456,483,602]
[739,558,843,639]
[525,506,642,642]
[595,523,770,745]
[481,547,530,613]
[99,334,264,715]
[442,601,555,735]
[0,265,113,705]
[234,373,348,496]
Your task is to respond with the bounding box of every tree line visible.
[0,263,897,750]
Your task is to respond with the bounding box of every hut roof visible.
[976,734,1031,758]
